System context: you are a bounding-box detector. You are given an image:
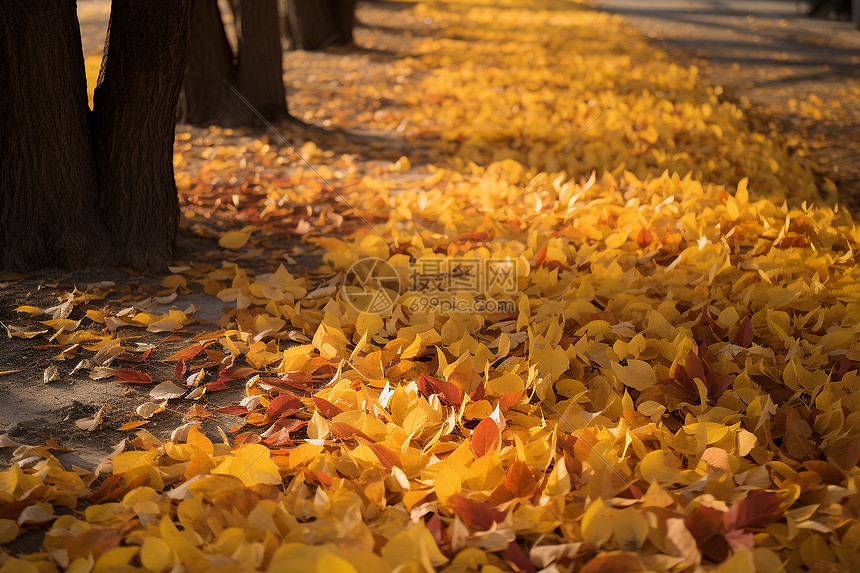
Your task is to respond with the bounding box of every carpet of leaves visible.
[3,0,860,572]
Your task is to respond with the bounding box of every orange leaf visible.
[503,460,537,498]
[166,342,206,362]
[116,420,150,431]
[417,372,464,406]
[470,417,500,458]
[356,436,400,470]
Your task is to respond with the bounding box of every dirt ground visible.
[1,1,422,468]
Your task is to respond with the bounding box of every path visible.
[591,0,860,212]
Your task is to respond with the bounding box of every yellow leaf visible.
[581,498,613,547]
[213,443,281,487]
[14,305,42,316]
[140,537,173,572]
[219,229,252,249]
[611,359,655,391]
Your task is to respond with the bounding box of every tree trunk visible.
[92,0,193,270]
[0,1,109,270]
[237,0,289,121]
[287,0,337,50]
[182,0,252,125]
[288,0,357,50]
[183,0,287,126]
[331,0,357,46]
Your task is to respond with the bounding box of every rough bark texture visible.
[0,1,109,270]
[237,0,289,121]
[182,0,246,125]
[183,0,288,126]
[93,0,194,270]
[288,0,357,50]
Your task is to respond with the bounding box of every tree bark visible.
[331,0,357,46]
[183,0,288,126]
[182,0,246,125]
[92,0,193,270]
[237,0,288,121]
[0,1,109,270]
[288,0,338,51]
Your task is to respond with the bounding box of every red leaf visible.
[175,358,187,379]
[215,405,249,416]
[313,396,343,419]
[448,494,507,531]
[470,417,501,458]
[355,436,400,471]
[266,393,303,420]
[685,505,725,543]
[417,373,464,406]
[684,349,705,383]
[114,370,153,385]
[204,378,231,392]
[504,460,537,498]
[707,374,733,401]
[504,541,536,573]
[425,513,446,547]
[734,316,753,347]
[725,490,783,530]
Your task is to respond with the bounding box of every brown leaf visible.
[504,541,536,573]
[734,316,753,347]
[725,490,783,530]
[113,370,153,385]
[215,404,249,416]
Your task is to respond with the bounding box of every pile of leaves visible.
[3,0,860,571]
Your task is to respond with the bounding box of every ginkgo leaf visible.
[150,381,185,400]
[218,229,252,249]
[212,443,281,487]
[75,405,107,432]
[611,359,655,391]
